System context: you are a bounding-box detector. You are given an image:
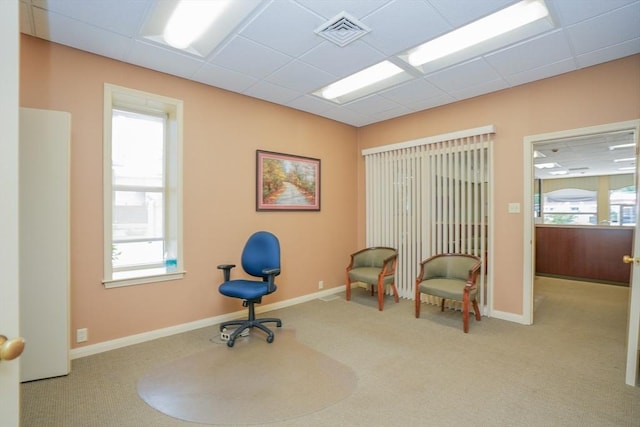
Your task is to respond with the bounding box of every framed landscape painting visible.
[256,150,321,211]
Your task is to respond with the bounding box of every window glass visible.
[543,188,597,225]
[610,186,636,226]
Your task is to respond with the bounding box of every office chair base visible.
[219,318,282,347]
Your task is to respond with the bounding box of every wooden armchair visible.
[415,253,481,332]
[346,247,399,311]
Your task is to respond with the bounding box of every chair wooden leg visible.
[440,298,445,312]
[473,299,481,321]
[415,294,421,318]
[463,294,470,333]
[345,272,351,301]
[377,279,384,311]
[391,282,399,303]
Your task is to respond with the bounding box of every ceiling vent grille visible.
[315,12,370,47]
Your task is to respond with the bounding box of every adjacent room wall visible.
[20,35,358,348]
[357,54,640,316]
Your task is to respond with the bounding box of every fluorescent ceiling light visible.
[317,61,405,101]
[142,0,260,57]
[406,0,550,67]
[534,162,560,169]
[618,166,635,171]
[164,0,230,49]
[609,143,636,150]
[614,157,635,163]
[549,170,568,175]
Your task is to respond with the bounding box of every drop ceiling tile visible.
[504,58,576,87]
[576,38,640,68]
[450,78,509,101]
[31,0,150,36]
[297,0,390,19]
[32,7,132,61]
[428,0,513,26]
[379,78,447,105]
[319,106,371,127]
[265,60,336,93]
[243,80,302,105]
[404,93,458,112]
[127,40,205,80]
[344,94,404,116]
[300,40,386,78]
[192,63,258,94]
[565,3,640,55]
[239,0,324,57]
[211,36,292,79]
[485,30,573,76]
[369,107,414,123]
[361,0,452,55]
[286,94,336,116]
[550,0,637,26]
[426,58,502,92]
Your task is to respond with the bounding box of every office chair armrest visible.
[262,268,280,293]
[217,264,236,282]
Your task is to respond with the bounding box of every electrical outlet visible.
[318,280,324,289]
[76,328,88,343]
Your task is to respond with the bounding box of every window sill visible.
[103,270,186,289]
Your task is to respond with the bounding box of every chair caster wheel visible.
[266,335,274,343]
[227,339,235,348]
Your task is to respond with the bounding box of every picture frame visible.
[256,150,321,211]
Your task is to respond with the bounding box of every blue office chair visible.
[217,231,282,347]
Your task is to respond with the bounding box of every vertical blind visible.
[363,126,494,312]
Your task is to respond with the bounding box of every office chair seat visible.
[219,281,276,300]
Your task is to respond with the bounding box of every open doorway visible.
[523,120,640,386]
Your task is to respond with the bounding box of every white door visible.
[19,108,71,382]
[624,134,640,386]
[0,1,22,425]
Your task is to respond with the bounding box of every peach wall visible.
[19,33,640,346]
[357,54,640,315]
[20,35,358,347]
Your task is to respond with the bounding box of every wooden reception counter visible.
[535,224,633,285]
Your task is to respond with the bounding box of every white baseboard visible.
[70,286,345,360]
[490,309,528,325]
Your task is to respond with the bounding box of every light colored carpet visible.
[136,328,357,425]
[20,277,640,426]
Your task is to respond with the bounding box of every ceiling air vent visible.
[315,12,371,47]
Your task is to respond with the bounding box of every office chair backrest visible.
[241,231,281,279]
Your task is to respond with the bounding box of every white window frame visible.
[103,83,184,288]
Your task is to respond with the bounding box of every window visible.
[542,188,597,225]
[610,185,636,226]
[103,84,183,288]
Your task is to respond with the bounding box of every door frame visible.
[0,0,21,424]
[523,119,640,386]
